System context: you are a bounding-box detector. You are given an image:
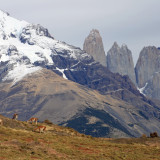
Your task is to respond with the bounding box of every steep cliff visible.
[83,29,106,66]
[135,46,160,100]
[135,46,160,88]
[107,42,136,85]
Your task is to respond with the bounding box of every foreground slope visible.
[0,69,160,138]
[0,115,160,160]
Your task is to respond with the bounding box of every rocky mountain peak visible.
[135,46,160,88]
[20,24,54,45]
[90,29,100,36]
[107,42,136,85]
[83,29,106,66]
[121,44,129,50]
[135,46,160,99]
[112,42,119,49]
[139,46,159,58]
[0,11,92,84]
[0,10,9,16]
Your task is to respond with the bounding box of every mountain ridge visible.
[83,29,106,66]
[107,42,136,85]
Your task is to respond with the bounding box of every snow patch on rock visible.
[137,83,148,95]
[2,63,42,84]
[56,67,68,80]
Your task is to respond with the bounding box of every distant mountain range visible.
[84,29,160,101]
[0,10,160,138]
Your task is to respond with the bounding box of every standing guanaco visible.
[27,117,38,125]
[0,119,3,125]
[12,113,18,120]
[33,126,46,133]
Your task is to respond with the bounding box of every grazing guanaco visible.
[0,119,3,125]
[33,126,46,133]
[12,113,18,120]
[27,117,38,125]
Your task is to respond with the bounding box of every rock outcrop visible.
[135,46,160,88]
[143,72,160,99]
[107,42,136,85]
[83,29,106,66]
[135,46,160,99]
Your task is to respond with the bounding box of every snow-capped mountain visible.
[1,10,160,137]
[0,10,92,84]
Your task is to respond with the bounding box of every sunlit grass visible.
[0,120,160,160]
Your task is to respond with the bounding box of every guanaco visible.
[27,117,38,125]
[33,126,46,133]
[12,113,18,120]
[0,119,3,125]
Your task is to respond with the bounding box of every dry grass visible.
[0,117,160,160]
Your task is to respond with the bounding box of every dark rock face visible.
[47,47,160,114]
[61,108,134,137]
[135,46,160,100]
[107,42,136,85]
[63,58,160,118]
[7,45,18,56]
[143,72,160,100]
[35,24,53,38]
[65,62,136,96]
[0,61,10,82]
[83,29,106,66]
[41,45,160,126]
[20,24,53,45]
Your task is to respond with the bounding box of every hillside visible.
[0,115,160,160]
[1,69,160,138]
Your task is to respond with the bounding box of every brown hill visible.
[0,69,160,138]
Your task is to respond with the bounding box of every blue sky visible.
[1,0,160,63]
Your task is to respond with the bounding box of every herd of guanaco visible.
[0,113,46,133]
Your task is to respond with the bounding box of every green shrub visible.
[150,132,158,138]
